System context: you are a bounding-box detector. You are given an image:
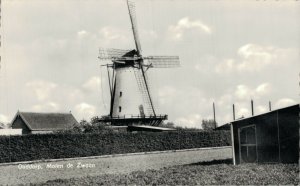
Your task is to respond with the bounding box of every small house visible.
[231,104,299,164]
[11,111,79,134]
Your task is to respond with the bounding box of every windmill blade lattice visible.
[145,56,180,68]
[127,0,142,55]
[99,48,132,60]
[134,68,155,116]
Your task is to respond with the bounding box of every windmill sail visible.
[127,0,142,55]
[99,48,133,60]
[134,68,155,116]
[145,56,180,68]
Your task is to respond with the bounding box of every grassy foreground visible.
[38,160,299,185]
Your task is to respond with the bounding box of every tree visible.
[201,119,217,131]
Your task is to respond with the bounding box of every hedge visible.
[0,131,231,163]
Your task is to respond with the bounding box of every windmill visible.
[96,0,180,126]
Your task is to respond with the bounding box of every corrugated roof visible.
[17,112,79,130]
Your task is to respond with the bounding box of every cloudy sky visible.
[0,0,299,128]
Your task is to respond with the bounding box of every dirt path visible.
[0,146,232,185]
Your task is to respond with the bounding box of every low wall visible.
[0,129,22,136]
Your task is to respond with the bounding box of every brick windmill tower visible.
[97,0,180,126]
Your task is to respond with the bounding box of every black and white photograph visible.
[0,0,299,185]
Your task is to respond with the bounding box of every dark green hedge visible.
[0,131,231,163]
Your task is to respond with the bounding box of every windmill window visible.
[120,91,122,97]
[119,106,122,112]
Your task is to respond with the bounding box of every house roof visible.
[12,112,79,131]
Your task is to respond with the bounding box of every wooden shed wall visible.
[232,105,299,164]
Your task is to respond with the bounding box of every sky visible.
[0,0,299,128]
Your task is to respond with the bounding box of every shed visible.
[11,111,79,134]
[231,104,299,164]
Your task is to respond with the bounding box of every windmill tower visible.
[96,0,180,126]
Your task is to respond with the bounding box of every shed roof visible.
[231,104,299,125]
[12,112,79,131]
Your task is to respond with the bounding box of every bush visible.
[0,131,231,163]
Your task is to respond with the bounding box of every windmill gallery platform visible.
[94,115,168,126]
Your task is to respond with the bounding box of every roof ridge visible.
[19,112,72,115]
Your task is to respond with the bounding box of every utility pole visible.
[233,104,235,120]
[269,101,272,111]
[213,102,216,124]
[251,99,254,116]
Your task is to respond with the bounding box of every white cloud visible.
[234,83,272,101]
[0,114,9,123]
[215,59,235,74]
[168,17,211,40]
[75,102,97,119]
[218,94,233,107]
[158,86,177,105]
[237,108,250,118]
[26,80,57,101]
[99,26,126,41]
[175,114,202,128]
[235,85,251,100]
[255,83,271,97]
[256,105,268,114]
[275,98,296,109]
[237,44,276,71]
[215,44,294,73]
[32,101,61,112]
[77,30,89,39]
[82,76,101,92]
[141,30,158,39]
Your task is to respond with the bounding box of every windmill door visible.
[238,125,257,163]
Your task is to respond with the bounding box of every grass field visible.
[37,160,299,185]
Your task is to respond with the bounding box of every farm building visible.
[11,111,79,134]
[231,104,299,165]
